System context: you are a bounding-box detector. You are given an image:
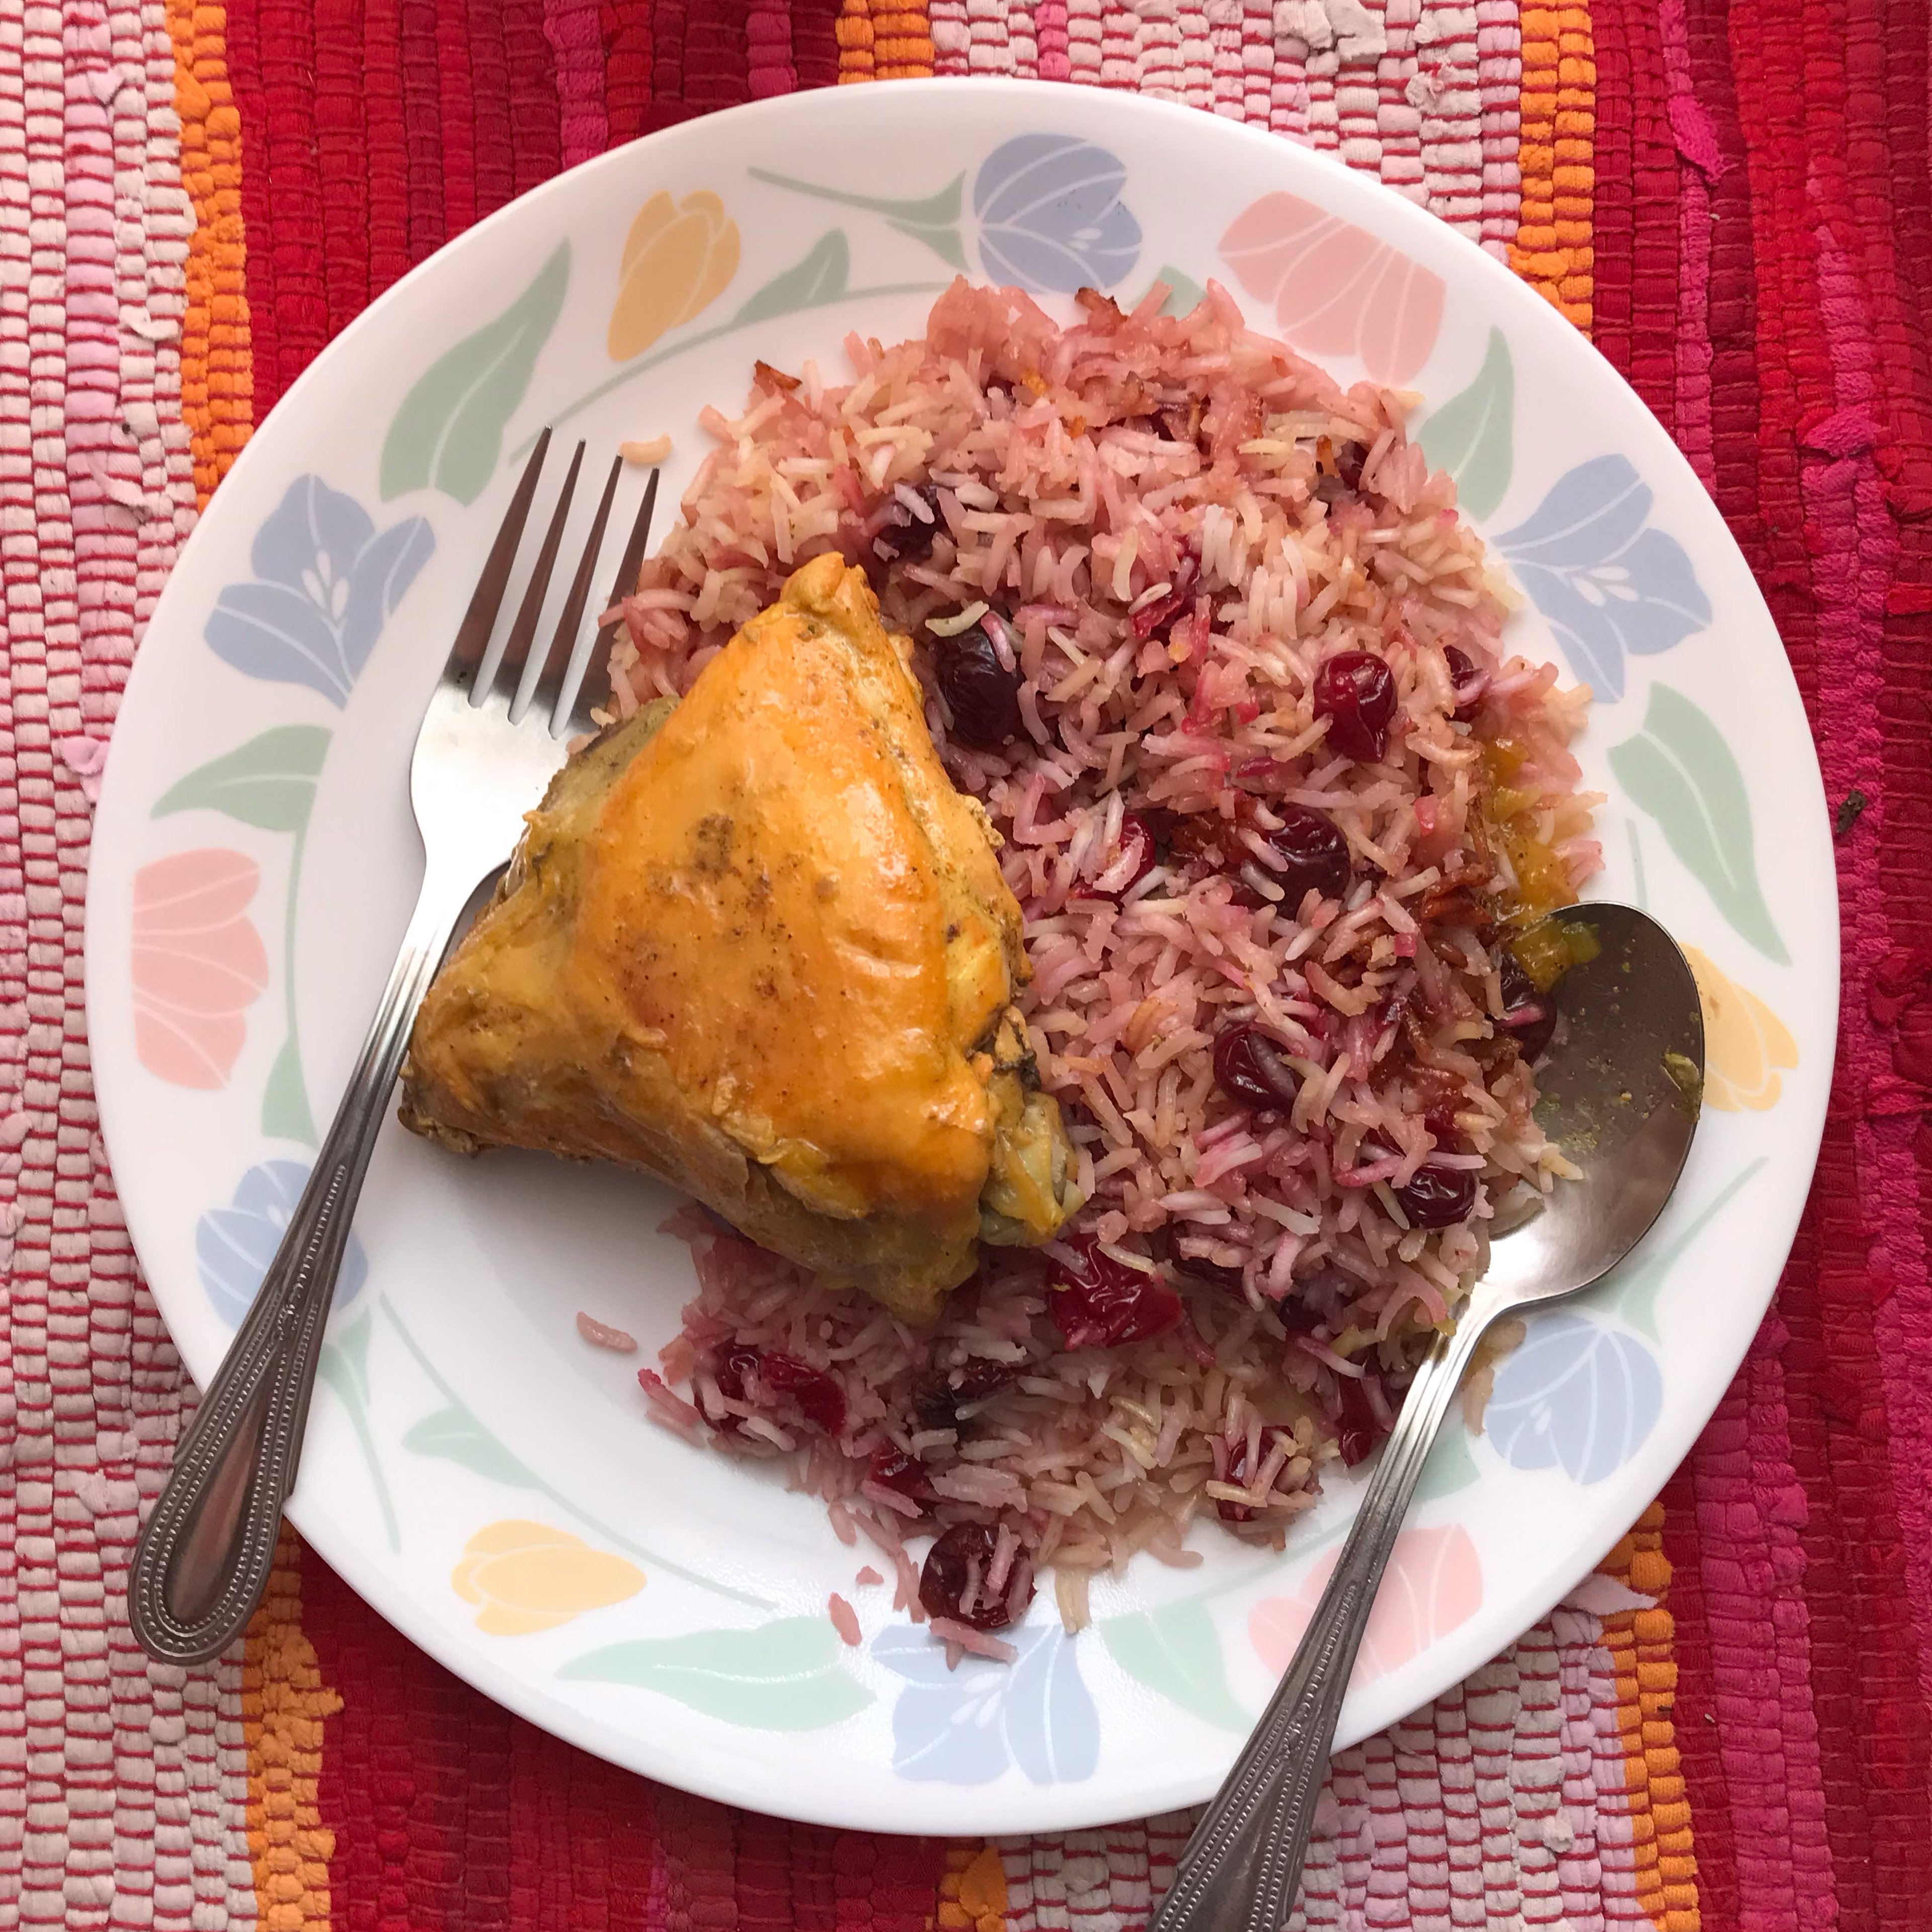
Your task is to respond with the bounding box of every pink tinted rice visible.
[612,279,1599,1635]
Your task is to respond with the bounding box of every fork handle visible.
[1149,1285,1504,1932]
[127,867,475,1665]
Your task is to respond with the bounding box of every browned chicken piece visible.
[399,553,1079,1324]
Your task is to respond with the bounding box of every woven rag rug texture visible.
[3,0,1931,1926]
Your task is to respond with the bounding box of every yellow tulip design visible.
[607,190,740,361]
[451,1520,643,1635]
[1683,945,1798,1111]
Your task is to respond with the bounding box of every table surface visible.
[4,1,1930,1927]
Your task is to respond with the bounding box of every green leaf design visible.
[733,230,851,326]
[316,1309,399,1552]
[262,1033,316,1143]
[1418,328,1514,521]
[405,1402,539,1489]
[1607,684,1789,964]
[1414,1407,1482,1501]
[750,166,961,228]
[558,1617,873,1730]
[887,221,967,270]
[380,242,570,505]
[1100,1601,1249,1732]
[748,168,967,272]
[1148,264,1206,317]
[152,725,330,832]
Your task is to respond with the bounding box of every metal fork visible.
[127,432,662,1666]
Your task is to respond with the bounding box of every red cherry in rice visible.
[1050,1233,1184,1349]
[1260,805,1352,913]
[1212,1022,1302,1112]
[1443,645,1484,724]
[1217,1422,1298,1523]
[1334,1374,1387,1467]
[919,1520,1031,1631]
[1497,952,1557,1063]
[1313,650,1398,762]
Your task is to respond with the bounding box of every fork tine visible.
[448,427,551,690]
[558,467,661,739]
[490,440,584,710]
[532,453,624,732]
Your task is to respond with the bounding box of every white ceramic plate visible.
[87,80,1835,1833]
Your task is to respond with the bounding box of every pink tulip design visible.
[1249,1524,1482,1684]
[132,849,269,1089]
[1220,194,1445,385]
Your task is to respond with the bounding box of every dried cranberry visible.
[1166,812,1238,871]
[1130,550,1199,638]
[1217,1423,1298,1523]
[1496,952,1557,1063]
[1313,651,1398,762]
[1391,1162,1478,1229]
[1443,646,1485,725]
[1089,812,1159,899]
[919,1521,1031,1631]
[1050,1233,1183,1349]
[1334,440,1367,491]
[1212,1023,1302,1111]
[872,481,946,565]
[1260,806,1352,914]
[711,1343,847,1437]
[868,1445,933,1506]
[710,1342,762,1430]
[1334,1375,1387,1467]
[912,1359,1015,1431]
[933,621,1024,749]
[1155,1223,1247,1297]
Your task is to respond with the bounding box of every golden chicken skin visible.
[399,552,1079,1324]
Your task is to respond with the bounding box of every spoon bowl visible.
[1480,902,1704,1305]
[1152,904,1705,1932]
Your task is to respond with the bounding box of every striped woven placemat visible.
[4,2,1930,1925]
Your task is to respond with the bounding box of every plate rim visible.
[86,74,1839,1832]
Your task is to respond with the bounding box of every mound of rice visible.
[613,278,1600,1645]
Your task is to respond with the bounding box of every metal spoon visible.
[1149,903,1704,1932]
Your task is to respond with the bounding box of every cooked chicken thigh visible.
[399,553,1077,1323]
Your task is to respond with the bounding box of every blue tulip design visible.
[205,475,434,707]
[1486,1310,1662,1484]
[871,1620,1099,1784]
[197,1158,368,1328]
[973,136,1142,294]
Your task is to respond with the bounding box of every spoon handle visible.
[1150,1292,1501,1932]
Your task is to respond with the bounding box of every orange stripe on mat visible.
[837,1,935,81]
[242,1530,343,1932]
[164,0,253,505]
[1509,3,1596,331]
[1599,1502,1701,1932]
[936,1841,1009,1931]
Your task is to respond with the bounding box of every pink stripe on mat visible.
[1804,208,1932,1721]
[543,0,610,169]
